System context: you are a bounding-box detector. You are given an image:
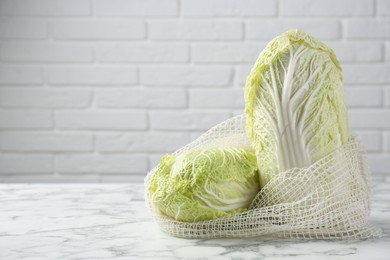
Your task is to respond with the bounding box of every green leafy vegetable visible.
[245,29,349,188]
[147,148,259,222]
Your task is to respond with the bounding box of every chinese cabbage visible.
[245,29,349,188]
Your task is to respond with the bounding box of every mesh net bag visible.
[145,114,382,239]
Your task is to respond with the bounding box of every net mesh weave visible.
[145,114,382,239]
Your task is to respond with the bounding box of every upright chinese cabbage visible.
[147,148,259,222]
[245,29,349,188]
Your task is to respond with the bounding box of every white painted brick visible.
[192,43,264,63]
[190,131,205,141]
[0,88,91,108]
[149,20,242,40]
[246,20,341,40]
[189,89,244,108]
[385,133,390,152]
[56,154,148,174]
[50,21,145,40]
[0,0,388,182]
[1,43,93,62]
[0,0,90,16]
[344,87,382,107]
[96,88,186,108]
[96,133,189,152]
[348,109,390,129]
[100,175,146,183]
[235,65,253,87]
[0,133,93,152]
[0,154,52,174]
[355,131,382,152]
[346,19,390,39]
[0,174,72,183]
[0,21,47,39]
[343,64,390,84]
[140,66,233,86]
[385,89,390,107]
[150,111,230,130]
[55,110,147,130]
[280,0,374,16]
[96,44,188,63]
[232,110,244,116]
[95,0,177,17]
[367,154,390,174]
[378,0,390,16]
[374,174,387,183]
[386,42,390,61]
[328,42,383,62]
[149,154,165,170]
[0,110,52,129]
[45,66,137,86]
[181,0,276,17]
[0,66,42,85]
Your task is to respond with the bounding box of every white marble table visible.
[1,180,389,260]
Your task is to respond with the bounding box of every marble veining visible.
[0,179,389,260]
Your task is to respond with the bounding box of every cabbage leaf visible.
[245,29,349,188]
[147,148,259,222]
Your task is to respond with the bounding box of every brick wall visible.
[0,0,389,182]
